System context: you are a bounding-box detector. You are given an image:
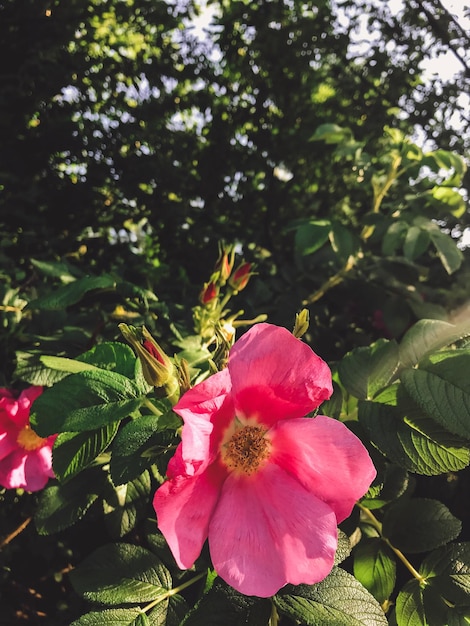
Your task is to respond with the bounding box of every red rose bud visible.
[199,281,219,305]
[119,324,178,399]
[229,262,253,292]
[214,244,235,283]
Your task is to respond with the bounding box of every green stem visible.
[142,571,206,613]
[302,254,357,306]
[357,504,427,584]
[269,599,279,626]
[143,397,163,416]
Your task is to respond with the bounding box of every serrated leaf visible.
[13,352,71,386]
[338,340,399,400]
[70,608,148,626]
[353,538,396,603]
[110,413,179,485]
[70,543,171,605]
[399,320,462,369]
[30,369,143,436]
[28,274,117,310]
[103,471,152,538]
[181,578,271,626]
[395,579,426,626]
[147,594,189,626]
[35,467,106,535]
[383,498,461,554]
[53,423,119,481]
[420,542,470,606]
[335,530,352,566]
[274,567,388,625]
[359,399,470,475]
[401,367,470,440]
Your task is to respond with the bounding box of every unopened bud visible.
[229,262,253,292]
[119,324,177,395]
[292,309,310,338]
[199,281,219,305]
[214,244,235,283]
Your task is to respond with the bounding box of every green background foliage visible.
[1,0,469,623]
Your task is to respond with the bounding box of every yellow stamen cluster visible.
[16,426,46,451]
[223,425,270,475]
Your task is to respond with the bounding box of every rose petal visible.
[209,463,337,597]
[270,415,376,522]
[173,369,234,467]
[0,429,18,461]
[228,324,332,427]
[154,456,227,569]
[22,446,54,491]
[0,449,27,489]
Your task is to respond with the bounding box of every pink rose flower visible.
[0,386,56,491]
[153,323,376,597]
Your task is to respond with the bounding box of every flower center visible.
[222,425,270,475]
[16,426,46,451]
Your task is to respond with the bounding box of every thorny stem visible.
[0,516,32,550]
[142,571,206,613]
[357,503,427,585]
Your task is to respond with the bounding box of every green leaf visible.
[383,498,462,553]
[395,579,426,626]
[382,220,408,256]
[420,542,470,606]
[353,538,396,603]
[359,396,470,475]
[338,339,399,400]
[335,530,352,566]
[69,543,171,605]
[53,423,119,481]
[35,467,106,535]
[401,365,470,440]
[147,593,189,626]
[40,355,100,374]
[399,319,461,369]
[429,186,466,218]
[28,274,117,310]
[403,226,430,261]
[110,412,179,485]
[77,342,138,381]
[103,471,152,538]
[274,567,388,625]
[310,123,353,144]
[429,230,463,274]
[294,220,331,256]
[70,608,149,626]
[30,369,143,435]
[181,578,271,626]
[329,221,360,261]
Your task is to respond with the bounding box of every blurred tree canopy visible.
[1,0,469,359]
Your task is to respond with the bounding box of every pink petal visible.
[228,324,332,427]
[154,453,227,569]
[173,369,234,468]
[0,449,28,489]
[0,428,18,461]
[270,415,376,523]
[16,386,43,425]
[209,462,338,597]
[22,446,54,491]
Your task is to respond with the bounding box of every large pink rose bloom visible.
[154,323,376,597]
[0,386,56,491]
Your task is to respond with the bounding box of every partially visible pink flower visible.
[153,323,376,597]
[0,386,56,491]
